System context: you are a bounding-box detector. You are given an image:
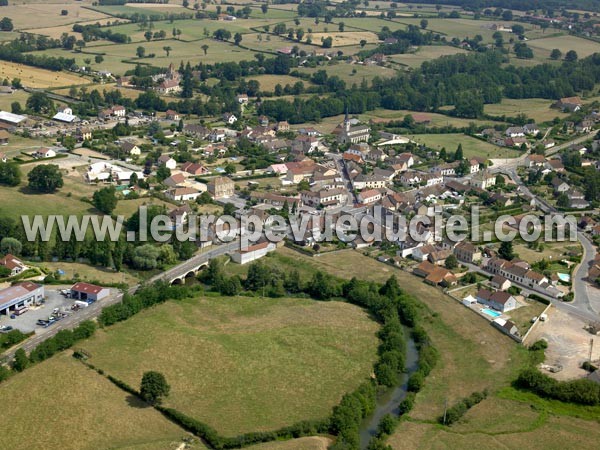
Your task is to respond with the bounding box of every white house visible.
[0,254,26,277]
[158,154,177,170]
[33,147,56,158]
[230,241,276,265]
[223,113,238,125]
[165,187,200,201]
[475,289,517,312]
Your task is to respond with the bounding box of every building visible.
[470,170,496,190]
[236,94,249,104]
[158,154,177,170]
[0,254,26,277]
[337,112,370,144]
[301,188,347,209]
[164,173,186,188]
[33,147,56,158]
[53,106,78,123]
[121,142,141,156]
[223,113,237,124]
[75,127,92,142]
[0,282,44,316]
[156,79,181,95]
[181,161,208,176]
[551,177,570,193]
[0,130,9,145]
[0,110,25,127]
[453,241,481,263]
[165,109,180,121]
[475,289,517,312]
[70,282,110,302]
[207,176,234,199]
[556,96,582,112]
[490,275,511,291]
[230,241,276,265]
[491,318,521,341]
[526,154,546,167]
[358,189,382,205]
[505,126,525,137]
[166,187,200,202]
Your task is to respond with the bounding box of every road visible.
[327,152,357,206]
[1,241,241,360]
[545,130,597,158]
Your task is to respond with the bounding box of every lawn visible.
[389,45,468,68]
[527,35,600,61]
[361,108,501,128]
[297,63,398,85]
[409,133,521,159]
[0,61,89,89]
[6,3,110,30]
[0,352,185,450]
[246,74,314,91]
[36,260,140,285]
[81,295,380,437]
[484,98,567,123]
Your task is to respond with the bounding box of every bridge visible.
[149,240,240,285]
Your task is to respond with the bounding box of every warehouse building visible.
[0,282,44,316]
[70,282,110,302]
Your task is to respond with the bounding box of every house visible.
[475,289,517,312]
[183,124,209,139]
[158,154,177,170]
[470,170,496,190]
[70,282,110,302]
[169,204,192,226]
[412,244,439,262]
[258,115,269,127]
[551,177,570,193]
[352,174,388,190]
[453,241,481,263]
[505,126,525,137]
[491,318,521,341]
[0,282,44,316]
[556,96,582,112]
[567,189,590,209]
[207,176,234,199]
[75,127,92,142]
[0,111,25,127]
[545,159,565,172]
[0,130,9,145]
[0,254,26,277]
[276,121,290,132]
[236,94,249,104]
[33,147,56,159]
[526,154,546,167]
[208,129,227,142]
[156,79,181,95]
[523,123,540,135]
[223,113,237,125]
[285,160,317,183]
[121,142,141,156]
[576,119,594,133]
[490,275,511,291]
[165,187,200,201]
[358,189,382,205]
[165,109,180,121]
[53,106,78,123]
[428,249,452,266]
[230,241,276,265]
[181,161,208,176]
[412,261,457,287]
[301,188,347,208]
[164,173,186,187]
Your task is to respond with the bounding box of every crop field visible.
[248,437,331,449]
[298,63,397,85]
[410,133,521,159]
[246,74,314,91]
[484,98,567,123]
[26,18,120,40]
[392,18,523,43]
[81,295,379,437]
[0,61,89,89]
[360,108,500,128]
[389,45,468,68]
[0,353,185,450]
[309,31,380,47]
[242,33,316,54]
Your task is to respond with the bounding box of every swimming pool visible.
[482,308,502,318]
[557,273,570,283]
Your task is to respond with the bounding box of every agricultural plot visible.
[0,353,185,450]
[297,63,397,85]
[245,74,314,91]
[6,3,110,30]
[310,31,379,47]
[243,33,316,54]
[484,98,567,123]
[361,108,500,128]
[0,61,89,89]
[527,35,600,61]
[26,18,119,40]
[81,296,379,437]
[389,45,468,68]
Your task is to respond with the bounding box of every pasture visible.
[389,45,468,68]
[527,35,600,61]
[361,108,500,128]
[297,63,397,85]
[484,98,567,123]
[246,74,313,91]
[0,353,185,450]
[410,133,521,159]
[0,61,89,89]
[6,3,110,31]
[81,295,379,436]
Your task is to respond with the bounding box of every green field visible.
[527,35,600,61]
[484,98,567,123]
[81,295,379,436]
[0,353,185,450]
[389,45,468,68]
[410,133,521,159]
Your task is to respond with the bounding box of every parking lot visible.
[0,287,78,334]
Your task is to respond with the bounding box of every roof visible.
[53,112,77,123]
[71,282,106,294]
[559,96,582,105]
[0,110,25,124]
[0,284,36,309]
[476,289,513,305]
[0,254,25,270]
[168,187,199,196]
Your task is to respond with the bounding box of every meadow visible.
[484,98,567,123]
[409,132,521,159]
[0,353,185,450]
[526,34,600,62]
[389,45,468,68]
[81,295,379,436]
[0,61,88,89]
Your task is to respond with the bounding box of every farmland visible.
[484,98,567,123]
[0,353,185,450]
[80,295,379,436]
[0,61,88,89]
[527,35,600,61]
[389,45,468,68]
[410,133,522,159]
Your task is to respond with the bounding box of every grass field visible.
[0,61,89,89]
[81,295,379,437]
[0,353,185,450]
[298,63,398,85]
[389,45,468,68]
[484,98,567,123]
[410,133,521,159]
[360,108,501,128]
[527,35,600,61]
[6,3,110,30]
[246,74,314,91]
[37,260,140,285]
[248,436,331,449]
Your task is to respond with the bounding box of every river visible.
[358,333,419,449]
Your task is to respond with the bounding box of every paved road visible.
[1,241,240,361]
[545,130,597,158]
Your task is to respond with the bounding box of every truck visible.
[13,307,28,316]
[74,300,89,308]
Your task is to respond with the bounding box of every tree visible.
[140,371,170,405]
[26,92,54,114]
[224,163,236,175]
[322,36,333,48]
[498,241,516,260]
[201,44,208,55]
[420,19,428,29]
[223,202,236,216]
[261,4,268,14]
[94,55,104,64]
[502,10,513,21]
[132,244,161,270]
[163,46,172,57]
[359,39,367,48]
[234,32,242,46]
[338,22,345,32]
[1,237,22,255]
[144,30,153,41]
[557,192,569,208]
[0,162,21,186]
[445,254,458,270]
[10,101,22,114]
[550,48,562,60]
[12,348,28,372]
[156,165,171,182]
[453,144,463,161]
[92,186,118,215]
[197,191,212,205]
[61,9,68,16]
[28,165,63,193]
[136,45,146,59]
[565,50,578,62]
[0,17,13,31]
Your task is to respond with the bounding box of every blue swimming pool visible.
[482,308,502,318]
